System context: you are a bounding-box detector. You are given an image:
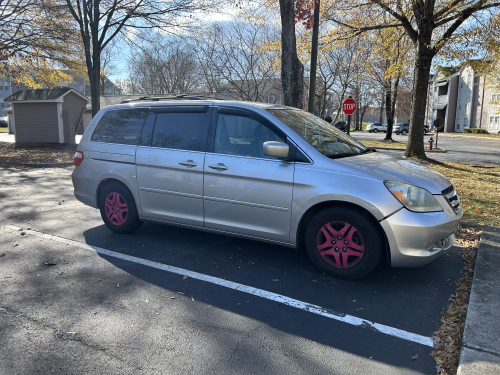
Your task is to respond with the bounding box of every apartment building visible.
[426,62,500,133]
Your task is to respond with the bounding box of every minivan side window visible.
[91,108,148,145]
[151,112,205,151]
[214,113,284,159]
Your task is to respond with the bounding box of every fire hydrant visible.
[428,137,434,150]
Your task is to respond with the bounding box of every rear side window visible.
[151,112,206,151]
[91,108,148,145]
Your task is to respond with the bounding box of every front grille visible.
[442,185,461,214]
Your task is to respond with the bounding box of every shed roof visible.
[4,88,89,103]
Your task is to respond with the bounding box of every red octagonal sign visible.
[342,98,357,115]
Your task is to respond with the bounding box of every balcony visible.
[437,95,448,104]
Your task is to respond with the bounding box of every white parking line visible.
[4,225,434,347]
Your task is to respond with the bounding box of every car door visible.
[203,107,295,242]
[135,105,211,227]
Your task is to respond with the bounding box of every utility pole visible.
[307,0,320,114]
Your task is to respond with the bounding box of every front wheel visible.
[373,129,378,133]
[304,207,384,279]
[402,130,408,135]
[99,183,143,234]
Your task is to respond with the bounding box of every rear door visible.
[136,105,211,227]
[203,107,295,242]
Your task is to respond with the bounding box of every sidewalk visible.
[457,225,500,374]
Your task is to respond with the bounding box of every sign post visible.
[342,96,357,135]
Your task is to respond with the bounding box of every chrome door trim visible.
[203,195,289,212]
[139,187,202,199]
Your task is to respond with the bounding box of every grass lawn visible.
[0,127,8,133]
[408,159,500,226]
[0,142,77,165]
[437,132,500,140]
[360,140,407,149]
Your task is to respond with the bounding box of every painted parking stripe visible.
[4,225,434,347]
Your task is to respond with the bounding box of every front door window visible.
[214,113,284,159]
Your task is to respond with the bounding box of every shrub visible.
[463,128,489,134]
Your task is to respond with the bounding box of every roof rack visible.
[120,94,206,104]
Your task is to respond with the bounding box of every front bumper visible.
[380,207,463,267]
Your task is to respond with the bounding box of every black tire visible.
[304,207,384,280]
[402,129,408,136]
[99,182,143,234]
[373,129,378,133]
[395,132,400,135]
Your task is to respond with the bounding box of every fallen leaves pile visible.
[0,142,77,167]
[430,225,482,375]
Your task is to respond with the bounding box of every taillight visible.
[74,151,84,167]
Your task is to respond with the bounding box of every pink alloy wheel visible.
[104,192,128,226]
[316,221,365,268]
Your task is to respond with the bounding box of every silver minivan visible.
[72,99,462,279]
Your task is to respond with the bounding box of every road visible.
[351,132,500,165]
[0,167,464,374]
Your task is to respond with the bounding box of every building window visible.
[493,94,498,101]
[458,99,461,110]
[496,117,499,124]
[0,103,4,107]
[456,121,461,129]
[464,118,468,128]
[490,117,494,123]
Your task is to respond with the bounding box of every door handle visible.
[208,163,228,171]
[179,160,197,167]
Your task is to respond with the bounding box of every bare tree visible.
[65,0,210,116]
[196,21,281,102]
[128,34,200,95]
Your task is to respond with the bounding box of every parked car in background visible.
[394,123,430,135]
[0,117,8,128]
[366,122,387,133]
[394,123,409,135]
[334,121,348,132]
[72,98,462,280]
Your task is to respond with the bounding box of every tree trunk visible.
[384,78,393,140]
[378,91,384,123]
[279,0,304,108]
[90,53,101,117]
[405,38,433,158]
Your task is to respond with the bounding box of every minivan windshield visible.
[268,109,367,158]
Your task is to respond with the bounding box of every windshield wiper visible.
[360,148,376,154]
[327,152,358,159]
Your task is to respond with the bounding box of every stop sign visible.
[342,98,357,115]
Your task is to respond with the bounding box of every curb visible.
[457,225,500,374]
[0,161,74,168]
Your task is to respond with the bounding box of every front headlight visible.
[384,181,443,212]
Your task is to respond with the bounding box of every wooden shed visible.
[4,88,90,144]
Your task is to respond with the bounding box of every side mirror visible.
[263,141,289,159]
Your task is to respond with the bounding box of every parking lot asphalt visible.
[0,167,465,374]
[351,132,500,165]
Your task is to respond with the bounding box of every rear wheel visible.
[99,183,143,234]
[395,132,400,135]
[304,207,384,280]
[402,129,408,135]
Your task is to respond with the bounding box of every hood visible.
[336,152,451,194]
